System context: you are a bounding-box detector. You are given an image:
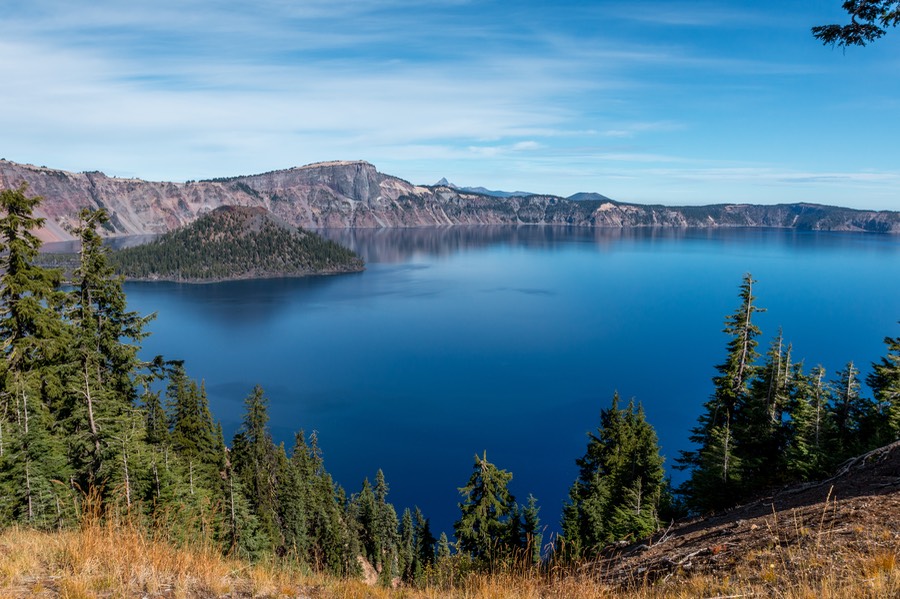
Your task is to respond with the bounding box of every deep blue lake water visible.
[121,226,900,540]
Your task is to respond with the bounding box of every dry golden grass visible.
[0,517,896,598]
[0,521,312,598]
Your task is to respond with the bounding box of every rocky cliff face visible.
[1,159,897,241]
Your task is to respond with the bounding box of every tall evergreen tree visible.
[274,440,308,560]
[679,273,764,512]
[398,508,415,583]
[63,208,153,497]
[827,361,873,461]
[521,494,542,565]
[736,332,793,493]
[412,507,436,581]
[353,478,378,567]
[372,469,399,583]
[231,385,281,552]
[562,393,665,558]
[290,430,357,576]
[0,185,71,527]
[868,334,900,446]
[454,451,519,564]
[69,209,150,401]
[784,364,834,480]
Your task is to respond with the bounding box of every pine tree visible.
[398,508,415,583]
[521,494,542,565]
[736,332,793,493]
[231,385,281,552]
[413,507,436,583]
[373,469,399,583]
[437,532,452,559]
[868,334,900,446]
[827,361,873,461]
[784,364,834,480]
[272,444,304,560]
[223,444,265,559]
[562,393,665,558]
[454,451,518,564]
[679,273,763,512]
[70,209,150,401]
[62,208,154,499]
[144,390,169,446]
[290,430,357,575]
[353,478,378,567]
[0,184,72,527]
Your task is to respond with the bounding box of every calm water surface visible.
[122,226,900,538]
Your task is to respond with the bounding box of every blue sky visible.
[2,0,899,209]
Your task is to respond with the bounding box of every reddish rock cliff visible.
[1,159,897,240]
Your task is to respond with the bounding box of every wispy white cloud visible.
[1,0,898,209]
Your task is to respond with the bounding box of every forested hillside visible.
[1,184,898,594]
[109,205,364,281]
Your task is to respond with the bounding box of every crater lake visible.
[121,226,900,539]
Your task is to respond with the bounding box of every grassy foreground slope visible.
[0,519,895,598]
[3,443,899,599]
[110,205,364,282]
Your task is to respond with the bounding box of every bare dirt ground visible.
[595,441,900,590]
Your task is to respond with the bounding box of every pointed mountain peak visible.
[434,177,456,188]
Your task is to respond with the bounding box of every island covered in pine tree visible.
[109,205,364,282]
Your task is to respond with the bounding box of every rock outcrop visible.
[1,158,897,241]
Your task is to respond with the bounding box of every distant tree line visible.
[0,185,897,584]
[109,206,363,281]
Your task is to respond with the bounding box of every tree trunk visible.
[122,441,131,509]
[25,459,33,522]
[84,361,101,458]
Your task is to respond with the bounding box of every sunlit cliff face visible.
[3,158,899,242]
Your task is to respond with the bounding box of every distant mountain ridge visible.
[433,177,538,198]
[1,158,898,241]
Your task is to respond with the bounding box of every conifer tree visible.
[353,478,378,566]
[827,361,873,461]
[437,532,452,559]
[0,185,71,527]
[373,469,399,583]
[144,390,169,446]
[868,334,900,446]
[274,440,308,560]
[223,444,265,559]
[562,393,664,558]
[398,508,415,583]
[231,385,281,552]
[784,364,834,480]
[454,451,519,564]
[679,273,763,512]
[413,506,436,582]
[69,209,150,401]
[735,332,793,493]
[521,494,542,565]
[63,208,152,498]
[290,430,357,575]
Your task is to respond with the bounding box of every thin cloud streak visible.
[1,1,898,209]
